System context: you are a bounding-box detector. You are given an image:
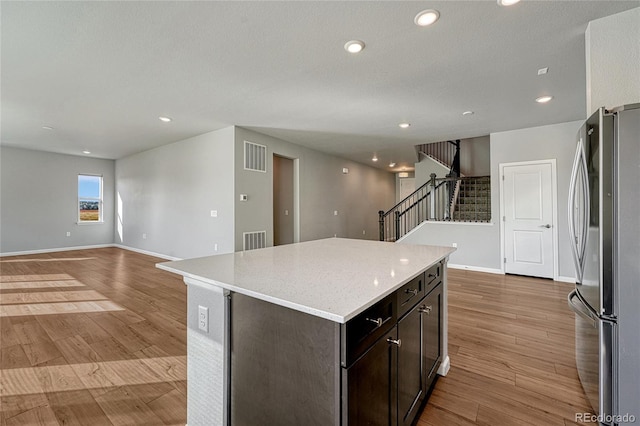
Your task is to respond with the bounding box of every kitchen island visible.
[157,238,455,426]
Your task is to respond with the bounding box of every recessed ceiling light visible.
[497,0,521,6]
[535,95,554,103]
[462,111,474,116]
[344,40,365,54]
[372,155,378,162]
[42,126,54,130]
[389,162,396,167]
[82,150,91,154]
[414,9,440,27]
[398,122,411,128]
[159,116,172,122]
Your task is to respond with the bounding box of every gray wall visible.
[460,136,490,176]
[0,147,115,254]
[415,155,449,188]
[115,127,235,259]
[234,127,396,250]
[491,120,583,279]
[586,8,640,116]
[415,136,490,188]
[401,120,582,277]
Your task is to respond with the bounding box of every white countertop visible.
[157,238,455,323]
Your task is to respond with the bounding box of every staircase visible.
[451,176,491,222]
[378,141,491,242]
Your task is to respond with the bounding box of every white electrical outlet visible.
[142,233,147,240]
[362,230,366,235]
[210,210,218,217]
[334,210,338,216]
[284,209,289,216]
[66,232,71,237]
[214,243,218,251]
[198,306,208,332]
[452,242,457,247]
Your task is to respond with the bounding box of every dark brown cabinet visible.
[422,284,442,392]
[397,302,424,425]
[228,261,445,426]
[343,264,443,426]
[343,326,398,426]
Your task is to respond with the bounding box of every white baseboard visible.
[447,263,504,275]
[437,355,451,376]
[1,243,181,262]
[113,244,182,261]
[555,275,576,284]
[0,244,114,258]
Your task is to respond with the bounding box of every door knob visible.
[539,224,552,228]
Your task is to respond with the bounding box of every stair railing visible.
[379,174,491,241]
[379,174,456,242]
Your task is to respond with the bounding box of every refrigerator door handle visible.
[578,138,590,270]
[568,138,584,282]
[568,290,597,327]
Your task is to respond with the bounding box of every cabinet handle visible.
[428,273,436,279]
[419,305,432,315]
[387,337,401,347]
[404,288,418,297]
[365,317,383,327]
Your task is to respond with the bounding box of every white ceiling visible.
[2,1,638,171]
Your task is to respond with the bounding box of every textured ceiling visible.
[1,1,638,171]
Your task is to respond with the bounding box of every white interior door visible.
[502,162,555,278]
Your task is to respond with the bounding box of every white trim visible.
[556,275,576,284]
[447,263,504,275]
[0,244,113,257]
[437,355,451,376]
[499,159,559,280]
[114,244,182,261]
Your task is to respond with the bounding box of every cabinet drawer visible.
[397,273,425,318]
[424,262,441,295]
[342,293,396,367]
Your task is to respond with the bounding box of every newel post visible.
[430,173,437,220]
[378,210,385,241]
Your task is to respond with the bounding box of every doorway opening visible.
[273,154,296,246]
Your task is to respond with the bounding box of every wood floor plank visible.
[2,248,594,426]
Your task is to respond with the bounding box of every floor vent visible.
[243,231,266,251]
[244,141,267,172]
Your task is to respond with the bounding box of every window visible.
[78,174,103,223]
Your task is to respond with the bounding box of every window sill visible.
[77,221,105,225]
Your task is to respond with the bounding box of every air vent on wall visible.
[244,141,267,172]
[243,231,267,251]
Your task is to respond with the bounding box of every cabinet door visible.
[343,327,398,426]
[422,284,442,392]
[397,304,424,426]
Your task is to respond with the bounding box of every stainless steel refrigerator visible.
[567,104,639,425]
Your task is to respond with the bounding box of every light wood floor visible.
[419,269,593,426]
[0,248,593,425]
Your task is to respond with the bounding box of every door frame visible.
[499,159,559,279]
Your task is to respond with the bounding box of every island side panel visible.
[230,293,341,426]
[437,258,450,376]
[185,278,230,426]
